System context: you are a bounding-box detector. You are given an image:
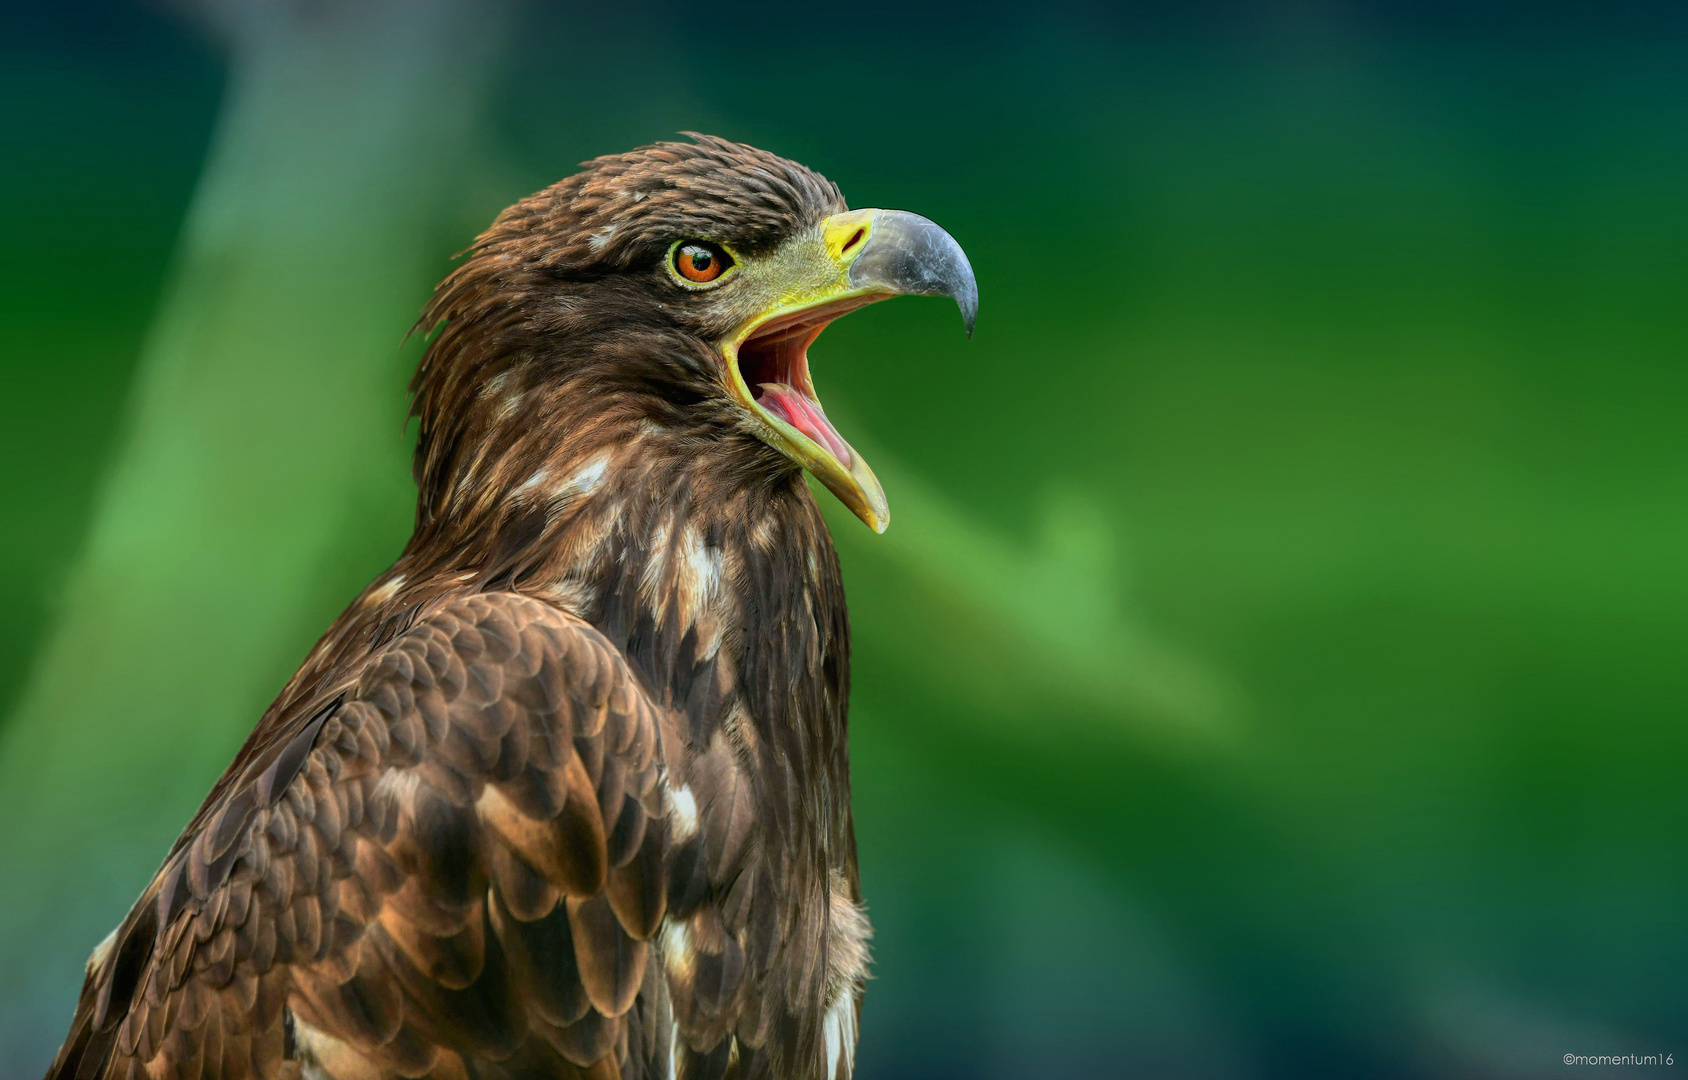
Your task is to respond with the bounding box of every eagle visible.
[45,135,975,1080]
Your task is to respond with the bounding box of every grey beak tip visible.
[851,210,979,339]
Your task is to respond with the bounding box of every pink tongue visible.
[757,383,852,465]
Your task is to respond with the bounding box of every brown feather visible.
[485,841,559,924]
[605,818,667,942]
[537,1007,617,1070]
[565,894,648,1018]
[491,891,591,1028]
[478,781,605,898]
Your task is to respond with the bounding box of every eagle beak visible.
[844,210,978,338]
[723,208,976,533]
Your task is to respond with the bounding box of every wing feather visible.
[46,592,679,1080]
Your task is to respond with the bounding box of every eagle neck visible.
[562,445,856,865]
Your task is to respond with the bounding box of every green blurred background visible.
[2,0,1684,1076]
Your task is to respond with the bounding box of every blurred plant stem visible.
[827,457,1235,748]
[0,0,510,1064]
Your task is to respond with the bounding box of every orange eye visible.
[674,241,731,284]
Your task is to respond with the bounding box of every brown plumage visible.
[45,135,976,1080]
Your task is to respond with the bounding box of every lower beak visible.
[723,208,976,533]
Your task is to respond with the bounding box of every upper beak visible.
[846,209,978,337]
[722,208,976,533]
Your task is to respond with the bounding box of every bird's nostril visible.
[841,228,865,255]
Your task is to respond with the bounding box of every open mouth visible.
[730,295,881,469]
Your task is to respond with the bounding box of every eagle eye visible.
[671,241,733,286]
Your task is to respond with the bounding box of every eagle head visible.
[411,134,976,534]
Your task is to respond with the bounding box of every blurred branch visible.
[824,447,1236,751]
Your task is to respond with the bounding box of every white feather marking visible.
[690,613,723,663]
[514,466,552,498]
[540,452,612,523]
[667,1019,681,1080]
[545,575,593,616]
[478,370,510,399]
[823,993,856,1080]
[292,1011,380,1080]
[640,518,675,609]
[682,526,723,602]
[558,453,609,499]
[653,523,724,631]
[494,389,524,423]
[667,783,699,843]
[587,226,618,252]
[85,926,118,977]
[821,873,872,1079]
[367,574,405,604]
[659,918,690,959]
[372,769,421,807]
